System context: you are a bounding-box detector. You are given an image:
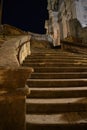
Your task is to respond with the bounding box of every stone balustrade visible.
[61,40,87,54]
[28,32,50,41]
[0,35,34,130]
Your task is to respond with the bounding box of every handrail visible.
[17,40,31,64]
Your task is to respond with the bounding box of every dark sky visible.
[2,0,48,34]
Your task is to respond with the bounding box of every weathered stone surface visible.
[47,0,59,11]
[0,66,34,89]
[47,0,87,45]
[57,0,87,43]
[0,35,31,67]
[0,24,27,35]
[0,34,33,130]
[46,10,60,46]
[0,95,26,130]
[61,41,87,54]
[0,66,34,130]
[25,44,87,130]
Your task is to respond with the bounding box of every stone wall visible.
[0,24,27,35]
[61,40,87,54]
[28,32,48,41]
[58,0,87,44]
[81,27,87,44]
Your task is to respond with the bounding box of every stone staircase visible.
[22,47,87,130]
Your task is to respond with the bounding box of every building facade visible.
[46,0,87,46]
[46,0,60,46]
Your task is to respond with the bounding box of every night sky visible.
[2,0,48,34]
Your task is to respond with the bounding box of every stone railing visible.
[0,35,34,130]
[28,32,53,42]
[17,37,31,65]
[61,40,87,54]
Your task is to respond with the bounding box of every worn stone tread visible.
[29,86,87,91]
[28,87,87,98]
[28,78,87,81]
[26,55,87,59]
[23,59,87,63]
[26,98,87,113]
[27,78,87,87]
[26,97,87,104]
[30,72,87,79]
[26,112,87,124]
[24,45,87,129]
[33,67,87,73]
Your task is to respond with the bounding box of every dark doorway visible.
[2,0,49,34]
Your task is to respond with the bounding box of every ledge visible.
[0,66,34,95]
[61,41,87,54]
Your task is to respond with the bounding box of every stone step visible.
[26,98,87,114]
[22,62,87,67]
[27,78,87,87]
[26,55,87,60]
[28,87,87,98]
[26,55,87,59]
[31,51,62,54]
[23,58,87,63]
[25,47,87,130]
[26,112,87,130]
[30,72,87,79]
[33,67,87,73]
[30,52,87,57]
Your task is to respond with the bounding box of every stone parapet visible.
[28,32,50,41]
[0,67,34,130]
[0,35,31,67]
[0,35,34,130]
[61,40,87,54]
